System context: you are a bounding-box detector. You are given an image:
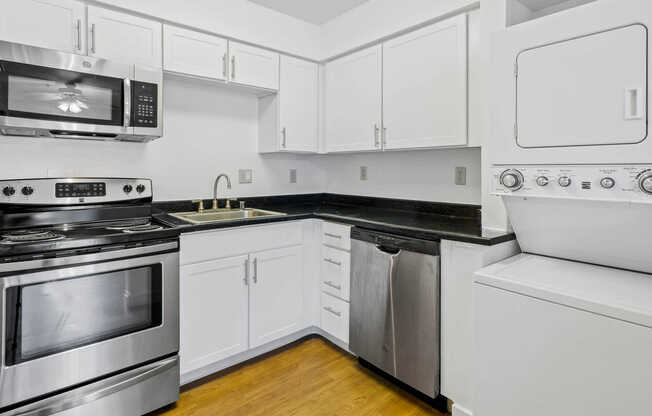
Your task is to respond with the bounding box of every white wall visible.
[91,0,322,60]
[0,75,326,201]
[318,148,482,205]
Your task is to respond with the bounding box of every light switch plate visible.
[455,167,467,186]
[289,169,297,184]
[238,169,253,184]
[360,166,368,181]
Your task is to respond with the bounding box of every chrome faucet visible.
[212,173,232,209]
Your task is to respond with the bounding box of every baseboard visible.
[452,403,473,416]
[181,326,351,386]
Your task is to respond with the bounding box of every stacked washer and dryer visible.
[473,1,652,415]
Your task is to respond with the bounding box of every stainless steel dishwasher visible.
[349,227,441,398]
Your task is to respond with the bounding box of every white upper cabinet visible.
[0,0,85,53]
[249,246,304,349]
[229,41,279,90]
[87,6,162,67]
[279,56,319,152]
[383,15,468,150]
[163,25,228,81]
[325,45,383,153]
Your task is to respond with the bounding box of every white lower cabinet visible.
[249,246,304,348]
[320,292,350,344]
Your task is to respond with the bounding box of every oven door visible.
[0,241,179,409]
[0,40,132,139]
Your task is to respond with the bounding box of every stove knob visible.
[638,171,652,194]
[600,177,616,189]
[3,186,15,196]
[536,176,549,187]
[21,186,34,196]
[499,169,524,191]
[123,184,133,194]
[558,176,572,187]
[136,184,146,194]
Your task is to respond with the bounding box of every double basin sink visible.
[170,208,286,225]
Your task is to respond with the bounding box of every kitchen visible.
[0,0,650,415]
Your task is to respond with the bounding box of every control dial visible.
[499,169,524,191]
[600,177,616,189]
[558,176,572,187]
[638,171,652,195]
[3,186,15,196]
[123,184,133,194]
[21,186,34,196]
[136,184,146,194]
[536,176,549,187]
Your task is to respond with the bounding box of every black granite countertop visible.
[153,194,515,246]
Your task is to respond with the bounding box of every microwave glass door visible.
[0,61,124,126]
[4,264,162,365]
[516,24,647,148]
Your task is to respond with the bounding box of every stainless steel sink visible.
[170,208,286,224]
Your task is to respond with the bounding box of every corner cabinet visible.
[0,0,85,53]
[324,45,383,153]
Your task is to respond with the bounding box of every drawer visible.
[320,246,351,301]
[322,222,351,251]
[320,292,350,344]
[180,222,303,265]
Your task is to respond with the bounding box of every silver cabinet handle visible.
[382,125,387,147]
[323,306,342,317]
[281,127,287,148]
[323,258,341,266]
[324,281,342,290]
[90,23,96,54]
[252,257,258,283]
[231,56,236,79]
[76,19,82,51]
[324,233,342,239]
[222,53,228,78]
[123,78,131,128]
[244,258,249,286]
[374,124,380,147]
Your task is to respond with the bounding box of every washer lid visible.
[475,253,652,328]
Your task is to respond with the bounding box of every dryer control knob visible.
[639,172,652,195]
[558,176,572,187]
[500,169,524,191]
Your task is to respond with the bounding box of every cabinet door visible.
[249,246,304,348]
[163,25,228,81]
[87,6,162,68]
[229,41,279,90]
[325,45,382,152]
[0,0,85,53]
[279,56,319,152]
[383,15,468,150]
[180,256,249,374]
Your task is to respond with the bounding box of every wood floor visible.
[153,337,446,416]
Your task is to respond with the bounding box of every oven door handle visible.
[10,356,178,416]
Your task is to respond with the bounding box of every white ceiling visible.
[248,0,370,25]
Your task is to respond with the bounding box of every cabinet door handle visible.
[382,125,387,147]
[90,23,96,54]
[374,124,380,147]
[76,19,82,51]
[323,258,341,266]
[324,233,342,239]
[281,127,287,148]
[244,258,249,286]
[324,281,342,290]
[252,257,258,283]
[323,306,342,317]
[231,56,236,79]
[222,53,228,79]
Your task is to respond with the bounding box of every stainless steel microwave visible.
[0,40,162,142]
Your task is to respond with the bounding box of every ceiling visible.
[248,0,370,25]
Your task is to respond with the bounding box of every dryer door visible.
[516,24,647,148]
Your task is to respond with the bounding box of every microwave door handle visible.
[123,78,131,128]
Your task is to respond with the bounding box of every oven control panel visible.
[0,178,152,205]
[131,81,158,128]
[492,165,652,203]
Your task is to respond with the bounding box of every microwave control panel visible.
[131,81,158,128]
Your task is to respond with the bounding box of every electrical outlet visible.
[289,169,297,184]
[238,169,253,184]
[360,166,368,181]
[455,167,467,186]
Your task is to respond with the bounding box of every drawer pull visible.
[324,233,342,239]
[323,258,341,266]
[324,281,342,290]
[323,306,342,317]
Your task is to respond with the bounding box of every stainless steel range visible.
[0,178,179,416]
